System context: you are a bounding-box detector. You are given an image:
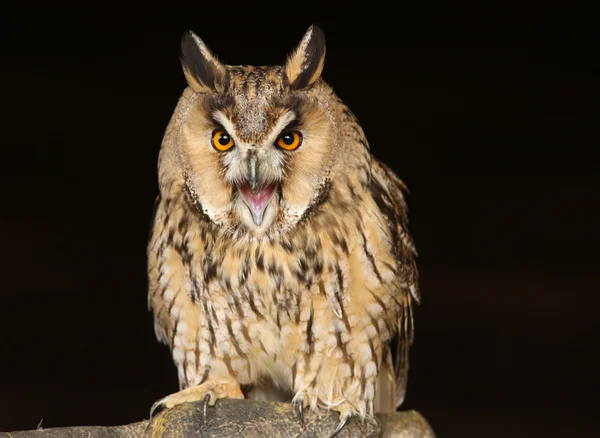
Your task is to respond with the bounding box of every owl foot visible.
[149,378,244,421]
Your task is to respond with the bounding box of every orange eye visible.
[276,131,302,151]
[211,129,235,151]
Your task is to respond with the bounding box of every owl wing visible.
[369,158,420,412]
[147,194,172,347]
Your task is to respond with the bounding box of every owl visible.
[147,25,420,436]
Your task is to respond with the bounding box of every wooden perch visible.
[1,399,436,438]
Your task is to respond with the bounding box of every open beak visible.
[238,181,277,225]
[238,152,277,226]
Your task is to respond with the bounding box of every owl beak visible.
[251,204,266,226]
[238,182,277,226]
[249,154,258,192]
[239,152,277,225]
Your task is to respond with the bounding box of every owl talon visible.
[149,398,167,420]
[292,393,307,426]
[202,391,215,425]
[149,378,243,423]
[297,396,306,426]
[298,401,304,425]
[330,413,350,438]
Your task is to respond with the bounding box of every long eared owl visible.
[148,25,420,434]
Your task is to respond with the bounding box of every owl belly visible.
[191,284,306,390]
[172,253,318,395]
[170,213,402,416]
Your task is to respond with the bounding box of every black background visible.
[2,3,598,437]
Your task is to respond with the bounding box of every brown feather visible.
[370,159,419,409]
[147,25,420,422]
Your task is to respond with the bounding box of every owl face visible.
[173,26,336,234]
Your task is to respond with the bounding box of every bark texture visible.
[1,399,436,438]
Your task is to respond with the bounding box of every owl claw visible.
[149,391,215,424]
[149,398,166,420]
[202,391,214,425]
[298,401,304,425]
[329,413,350,438]
[297,399,305,426]
[292,393,306,426]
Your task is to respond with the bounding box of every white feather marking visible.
[324,335,337,349]
[366,383,375,401]
[177,321,188,334]
[172,348,184,363]
[366,302,383,315]
[299,306,312,322]
[199,352,211,366]
[359,343,372,362]
[159,275,170,287]
[163,288,174,301]
[365,324,377,339]
[365,361,377,378]
[338,363,351,378]
[186,351,196,364]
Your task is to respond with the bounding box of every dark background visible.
[2,4,598,437]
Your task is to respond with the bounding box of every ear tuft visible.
[285,24,326,90]
[180,30,227,93]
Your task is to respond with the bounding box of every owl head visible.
[160,25,362,235]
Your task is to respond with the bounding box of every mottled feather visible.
[147,25,420,423]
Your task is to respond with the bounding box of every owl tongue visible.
[238,182,276,226]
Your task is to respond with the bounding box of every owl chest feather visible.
[180,195,393,318]
[151,183,407,392]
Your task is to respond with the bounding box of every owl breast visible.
[150,172,405,405]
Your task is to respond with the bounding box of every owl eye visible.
[275,130,302,151]
[211,129,235,151]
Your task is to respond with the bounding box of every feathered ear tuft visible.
[285,24,326,90]
[180,30,227,93]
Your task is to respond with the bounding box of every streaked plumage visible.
[148,25,420,429]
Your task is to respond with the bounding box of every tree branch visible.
[1,399,436,438]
